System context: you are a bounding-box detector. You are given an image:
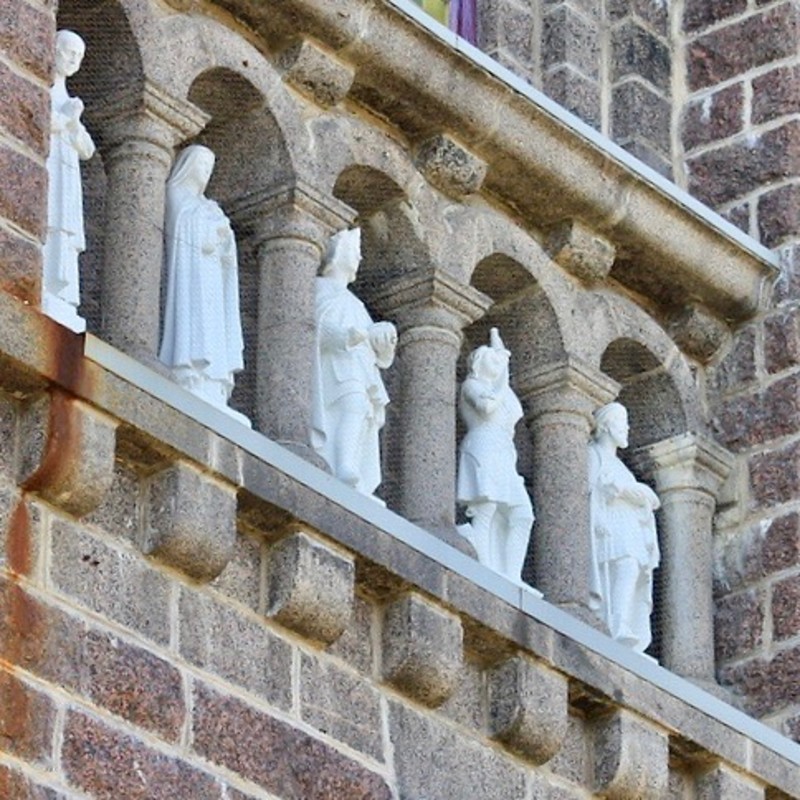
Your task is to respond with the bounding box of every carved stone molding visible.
[278,38,355,107]
[546,218,617,284]
[667,303,729,363]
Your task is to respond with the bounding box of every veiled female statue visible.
[457,328,534,584]
[589,402,660,652]
[311,227,397,496]
[42,30,96,333]
[159,145,246,423]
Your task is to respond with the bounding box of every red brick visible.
[688,4,800,91]
[773,575,800,640]
[0,1,55,82]
[681,83,744,152]
[192,682,392,800]
[0,146,47,238]
[688,121,800,208]
[753,65,800,125]
[683,0,747,33]
[84,629,185,741]
[63,710,221,800]
[720,645,800,716]
[0,668,55,765]
[0,227,41,303]
[758,183,800,248]
[749,440,800,509]
[0,764,60,799]
[714,590,764,661]
[0,62,49,155]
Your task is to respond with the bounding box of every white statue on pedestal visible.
[589,402,660,653]
[159,145,248,425]
[42,30,96,334]
[457,328,534,584]
[311,227,397,496]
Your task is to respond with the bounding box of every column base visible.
[412,519,478,558]
[275,440,331,472]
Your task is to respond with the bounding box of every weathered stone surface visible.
[772,575,800,641]
[542,66,601,128]
[543,5,599,79]
[612,80,672,154]
[179,588,292,709]
[715,590,764,661]
[49,521,172,645]
[0,764,61,800]
[0,227,41,303]
[487,654,568,764]
[764,310,800,375]
[63,710,220,800]
[19,391,117,518]
[381,592,463,707]
[0,61,48,155]
[0,0,54,81]
[683,0,747,33]
[415,134,487,198]
[720,646,800,716]
[546,219,616,284]
[266,530,354,644]
[209,533,262,611]
[278,38,354,107]
[0,668,55,766]
[299,652,383,760]
[0,146,46,238]
[192,682,392,799]
[668,304,729,362]
[687,4,800,91]
[696,764,765,799]
[389,699,528,800]
[682,84,744,152]
[145,462,237,581]
[611,21,671,93]
[327,592,375,674]
[752,65,800,125]
[712,327,756,394]
[607,0,669,34]
[593,710,669,798]
[750,441,800,509]
[758,184,800,248]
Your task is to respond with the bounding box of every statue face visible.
[194,148,216,190]
[327,229,361,283]
[606,406,629,449]
[55,32,85,78]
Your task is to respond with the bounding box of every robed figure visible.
[457,328,534,584]
[42,30,96,333]
[589,402,660,653]
[311,227,396,496]
[159,145,247,423]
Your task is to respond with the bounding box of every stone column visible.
[370,270,491,546]
[93,83,209,361]
[517,359,619,621]
[230,181,354,462]
[632,434,733,683]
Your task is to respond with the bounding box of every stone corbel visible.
[545,219,617,285]
[414,134,488,198]
[593,710,669,799]
[666,303,730,363]
[277,38,355,108]
[18,390,117,517]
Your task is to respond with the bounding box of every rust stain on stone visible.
[22,389,81,497]
[0,580,45,671]
[0,669,31,745]
[46,317,85,394]
[5,500,30,577]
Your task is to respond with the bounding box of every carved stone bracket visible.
[545,218,617,285]
[415,133,487,198]
[666,303,730,363]
[278,38,355,107]
[18,390,118,518]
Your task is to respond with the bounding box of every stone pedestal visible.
[518,359,619,621]
[370,270,490,547]
[633,434,733,682]
[231,181,354,464]
[94,84,209,362]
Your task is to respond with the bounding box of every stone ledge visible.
[0,302,796,796]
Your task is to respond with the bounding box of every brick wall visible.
[0,0,53,304]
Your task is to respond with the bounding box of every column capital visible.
[91,80,210,156]
[227,178,356,248]
[631,433,734,498]
[517,357,620,422]
[368,268,492,333]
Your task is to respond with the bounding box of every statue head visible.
[593,402,629,449]
[167,145,216,195]
[467,327,510,385]
[321,227,361,284]
[55,30,86,79]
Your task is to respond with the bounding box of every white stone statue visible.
[159,145,248,425]
[589,401,660,653]
[311,227,397,496]
[42,30,96,334]
[457,328,534,584]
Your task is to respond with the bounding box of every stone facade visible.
[0,0,799,797]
